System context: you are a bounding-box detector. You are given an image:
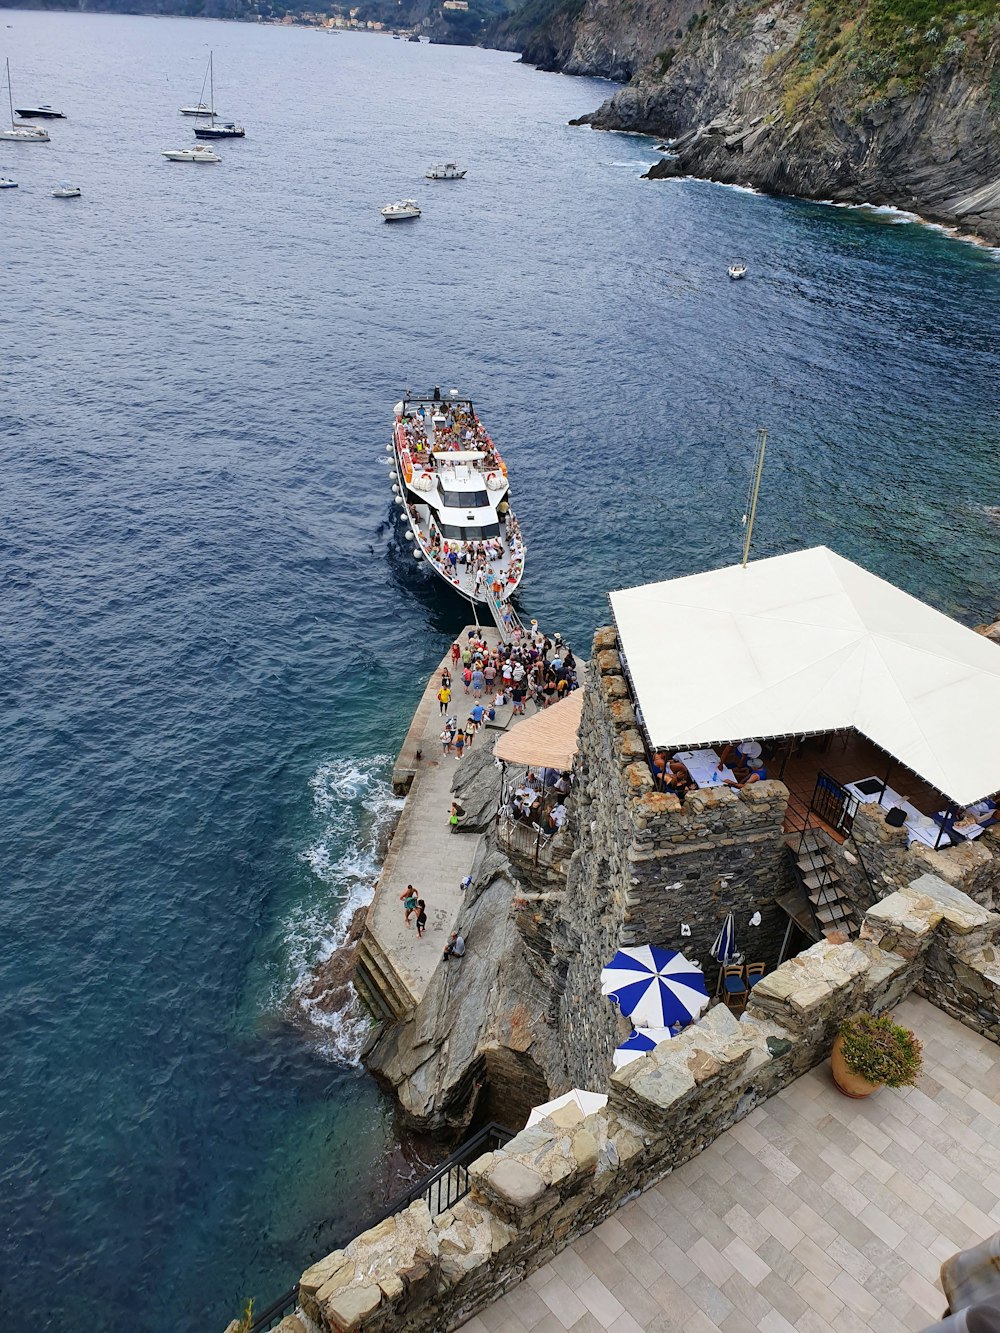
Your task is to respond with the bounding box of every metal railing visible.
[244,1122,513,1333]
[495,810,553,866]
[811,769,857,835]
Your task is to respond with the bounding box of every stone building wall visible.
[288,873,1000,1333]
[811,802,1000,924]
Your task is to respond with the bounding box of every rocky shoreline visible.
[508,0,1000,247]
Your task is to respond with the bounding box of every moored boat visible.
[425,162,466,179]
[15,104,65,118]
[161,145,221,162]
[389,390,526,614]
[3,60,50,141]
[0,176,17,187]
[52,183,81,197]
[194,120,245,139]
[728,262,747,280]
[381,198,420,221]
[180,102,214,116]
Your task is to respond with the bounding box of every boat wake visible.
[277,755,402,1065]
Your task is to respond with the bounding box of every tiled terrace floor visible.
[462,997,1000,1333]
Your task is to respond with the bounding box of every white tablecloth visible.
[845,778,953,849]
[674,749,737,787]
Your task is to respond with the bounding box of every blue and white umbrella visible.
[613,1026,673,1070]
[710,912,738,964]
[601,945,709,1029]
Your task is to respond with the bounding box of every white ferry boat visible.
[389,391,526,615]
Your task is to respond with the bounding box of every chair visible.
[721,965,747,1008]
[745,962,766,991]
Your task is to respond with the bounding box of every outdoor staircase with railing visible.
[785,828,855,940]
[783,769,874,942]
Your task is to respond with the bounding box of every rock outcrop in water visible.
[505,0,1000,244]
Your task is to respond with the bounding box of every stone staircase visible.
[785,829,855,940]
[354,929,417,1023]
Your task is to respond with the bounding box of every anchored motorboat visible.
[180,102,214,116]
[161,145,221,162]
[0,176,17,187]
[52,183,81,197]
[2,60,50,141]
[425,162,466,179]
[389,391,526,616]
[381,198,421,221]
[728,263,748,280]
[15,104,65,118]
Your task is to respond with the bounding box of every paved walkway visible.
[462,996,1000,1333]
[367,628,537,1004]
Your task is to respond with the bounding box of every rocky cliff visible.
[488,0,706,81]
[508,0,1000,243]
[362,743,597,1136]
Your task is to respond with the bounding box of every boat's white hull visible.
[161,149,221,162]
[389,404,525,607]
[425,169,466,180]
[52,188,80,197]
[0,127,50,142]
[382,206,420,221]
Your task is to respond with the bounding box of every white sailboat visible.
[1,59,50,142]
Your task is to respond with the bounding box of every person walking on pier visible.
[400,885,419,927]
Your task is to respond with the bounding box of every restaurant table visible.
[845,777,954,849]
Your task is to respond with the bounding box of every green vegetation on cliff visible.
[777,0,999,113]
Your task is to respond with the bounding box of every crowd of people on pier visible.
[436,624,578,762]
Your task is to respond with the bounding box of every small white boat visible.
[3,59,49,141]
[52,183,81,197]
[425,162,466,180]
[728,263,747,280]
[180,102,215,116]
[161,145,221,163]
[0,176,17,187]
[381,198,421,221]
[0,124,49,141]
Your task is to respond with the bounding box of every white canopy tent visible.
[609,546,1000,807]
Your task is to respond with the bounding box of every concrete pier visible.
[355,628,534,1022]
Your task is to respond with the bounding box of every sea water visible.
[1,12,998,1330]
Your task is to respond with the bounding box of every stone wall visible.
[805,801,1000,924]
[288,873,1000,1333]
[545,628,797,1098]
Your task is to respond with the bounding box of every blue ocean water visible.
[1,11,998,1330]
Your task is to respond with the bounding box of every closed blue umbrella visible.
[711,912,737,964]
[601,945,709,1029]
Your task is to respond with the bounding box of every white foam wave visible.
[273,753,403,1065]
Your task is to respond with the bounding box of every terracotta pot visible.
[831,1033,882,1098]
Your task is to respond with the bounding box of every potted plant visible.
[831,1012,923,1098]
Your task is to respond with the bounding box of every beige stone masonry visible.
[280,873,1000,1333]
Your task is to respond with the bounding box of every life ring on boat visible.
[486,472,503,490]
